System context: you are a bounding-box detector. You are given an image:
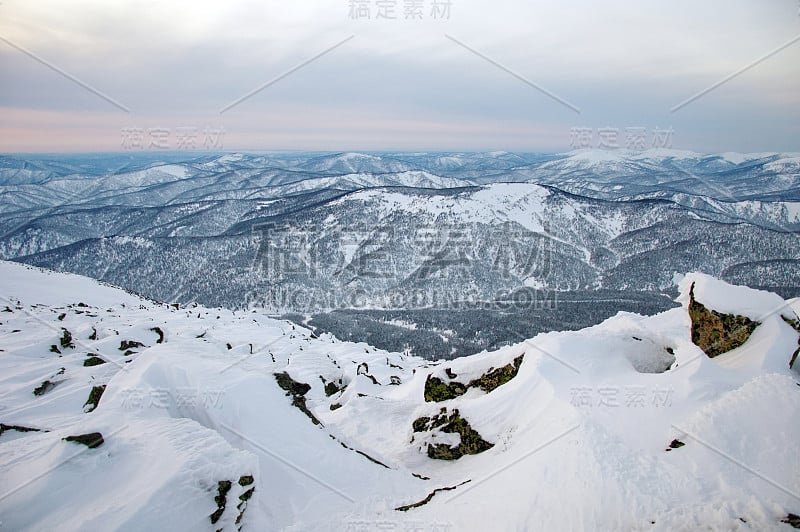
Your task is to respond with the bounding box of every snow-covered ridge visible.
[1,262,799,530]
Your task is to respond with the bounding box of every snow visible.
[635,148,703,160]
[384,319,418,331]
[765,157,800,173]
[562,149,788,166]
[790,297,800,316]
[0,416,257,531]
[563,148,703,164]
[109,164,190,187]
[330,183,555,235]
[717,152,778,165]
[567,149,633,161]
[107,236,154,249]
[0,261,144,308]
[1,261,799,531]
[218,153,246,163]
[676,272,790,320]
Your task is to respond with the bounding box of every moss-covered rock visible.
[275,372,311,396]
[688,283,759,358]
[324,381,340,397]
[468,355,524,393]
[423,376,468,402]
[236,480,255,526]
[274,372,320,425]
[417,409,494,460]
[84,355,106,367]
[209,476,255,527]
[119,340,145,351]
[63,432,104,448]
[210,480,232,525]
[782,315,800,333]
[424,354,525,402]
[59,328,75,349]
[118,340,145,351]
[412,417,431,432]
[84,385,106,413]
[33,380,59,396]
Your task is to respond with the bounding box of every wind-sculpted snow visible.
[1,263,799,530]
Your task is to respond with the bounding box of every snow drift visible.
[0,262,798,530]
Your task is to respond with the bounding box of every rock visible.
[274,372,320,425]
[118,340,145,351]
[210,480,232,525]
[665,439,685,451]
[781,513,800,529]
[419,409,494,460]
[63,432,104,448]
[84,385,107,413]
[149,327,165,343]
[424,354,524,402]
[688,282,759,358]
[33,380,59,396]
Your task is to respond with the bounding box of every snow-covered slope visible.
[1,262,799,530]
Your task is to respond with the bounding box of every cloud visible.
[1,0,798,152]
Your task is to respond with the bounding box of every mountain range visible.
[1,149,798,358]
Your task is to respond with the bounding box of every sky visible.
[0,0,798,153]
